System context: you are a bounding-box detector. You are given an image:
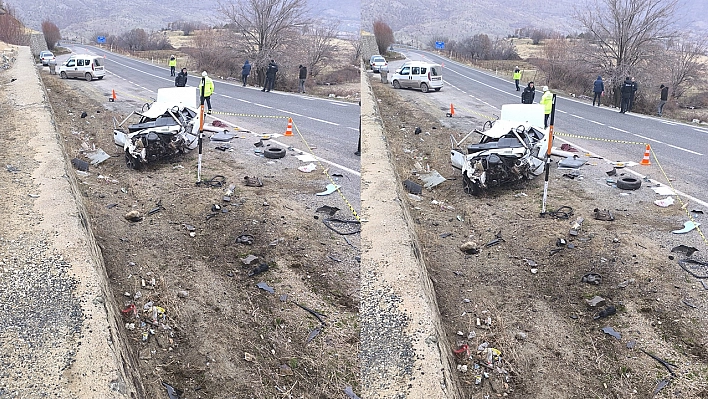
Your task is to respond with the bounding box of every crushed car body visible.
[451,104,549,195]
[113,87,201,169]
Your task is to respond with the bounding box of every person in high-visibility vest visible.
[199,71,215,114]
[540,86,553,128]
[168,55,176,77]
[513,67,521,91]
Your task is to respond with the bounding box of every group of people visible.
[515,67,671,121]
[520,81,554,128]
[166,56,311,115]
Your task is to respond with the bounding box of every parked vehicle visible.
[450,104,549,195]
[58,54,105,81]
[369,55,387,72]
[390,61,443,93]
[113,87,200,169]
[39,51,55,66]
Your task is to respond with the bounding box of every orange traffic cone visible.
[446,103,455,117]
[284,117,293,136]
[109,89,116,102]
[640,144,651,165]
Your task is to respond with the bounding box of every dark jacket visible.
[593,76,604,93]
[175,70,188,87]
[242,61,251,76]
[660,85,669,101]
[521,84,535,104]
[299,65,307,79]
[631,80,638,99]
[266,62,278,78]
[621,78,634,98]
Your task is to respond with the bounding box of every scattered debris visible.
[683,299,698,309]
[244,352,256,362]
[484,231,504,248]
[641,349,677,377]
[601,326,621,340]
[315,205,340,216]
[248,264,269,277]
[241,255,259,265]
[459,241,479,254]
[305,327,321,344]
[652,378,671,397]
[71,158,89,172]
[236,234,255,245]
[585,296,606,307]
[605,168,617,176]
[343,386,361,399]
[678,259,708,279]
[124,210,142,222]
[316,183,340,196]
[162,382,183,399]
[569,217,584,236]
[558,157,586,169]
[243,176,263,187]
[439,232,452,238]
[650,185,675,196]
[581,273,602,285]
[210,131,236,142]
[322,218,360,235]
[298,163,317,173]
[85,148,110,165]
[403,179,423,195]
[594,306,617,320]
[560,143,579,152]
[294,302,327,326]
[672,221,700,234]
[616,176,642,190]
[256,282,274,294]
[593,208,614,221]
[419,170,446,189]
[671,245,698,257]
[654,197,674,207]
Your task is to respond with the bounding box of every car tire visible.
[60,71,67,79]
[85,73,93,81]
[434,87,441,92]
[98,76,104,80]
[264,146,286,159]
[420,83,429,93]
[393,80,401,89]
[616,176,641,190]
[125,150,140,170]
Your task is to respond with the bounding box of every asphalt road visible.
[59,46,361,176]
[388,47,708,207]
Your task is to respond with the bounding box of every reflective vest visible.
[169,57,176,67]
[513,69,521,80]
[541,90,553,114]
[199,77,214,97]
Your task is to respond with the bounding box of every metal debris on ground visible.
[343,386,361,399]
[593,208,614,221]
[484,231,504,248]
[241,254,258,265]
[581,273,602,285]
[672,221,700,234]
[322,218,360,235]
[298,163,317,173]
[419,170,446,189]
[294,302,327,326]
[236,234,254,245]
[569,217,584,236]
[305,327,321,344]
[210,131,236,142]
[558,157,586,169]
[248,263,269,277]
[403,179,423,195]
[641,349,678,377]
[677,259,708,279]
[654,197,674,207]
[594,306,616,320]
[315,205,339,216]
[71,158,89,171]
[540,205,573,219]
[315,183,340,196]
[162,382,183,399]
[6,164,19,173]
[601,326,621,340]
[256,282,275,294]
[243,176,263,187]
[671,245,698,257]
[652,378,671,397]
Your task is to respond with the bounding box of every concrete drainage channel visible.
[0,47,143,398]
[360,72,461,397]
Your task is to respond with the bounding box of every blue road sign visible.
[435,41,445,49]
[97,36,106,44]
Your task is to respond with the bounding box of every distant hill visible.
[8,0,360,38]
[362,0,708,45]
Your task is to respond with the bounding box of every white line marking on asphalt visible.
[307,116,339,125]
[588,120,605,126]
[632,134,702,155]
[694,128,708,134]
[221,94,232,99]
[609,126,628,133]
[570,114,585,119]
[329,102,349,107]
[558,110,567,114]
[252,103,273,109]
[346,127,359,131]
[236,99,251,103]
[633,133,662,143]
[276,109,304,117]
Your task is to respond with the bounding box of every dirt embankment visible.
[370,76,708,398]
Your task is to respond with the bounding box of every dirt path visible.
[370,76,708,398]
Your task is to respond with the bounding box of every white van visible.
[58,54,105,81]
[390,61,443,93]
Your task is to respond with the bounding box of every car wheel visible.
[434,87,441,92]
[463,172,482,196]
[393,80,401,89]
[85,73,93,81]
[263,146,286,159]
[616,176,641,190]
[98,76,104,80]
[420,83,429,93]
[125,150,140,170]
[60,71,67,79]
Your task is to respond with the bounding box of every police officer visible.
[169,55,176,77]
[513,67,521,91]
[199,71,214,114]
[540,86,553,128]
[620,76,633,113]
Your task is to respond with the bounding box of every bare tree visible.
[350,32,362,64]
[302,21,337,78]
[576,0,678,78]
[664,39,706,99]
[372,19,394,55]
[0,4,28,45]
[41,20,61,50]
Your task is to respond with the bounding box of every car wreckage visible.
[451,104,550,195]
[113,87,202,169]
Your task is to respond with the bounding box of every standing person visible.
[241,60,251,87]
[513,67,521,91]
[592,75,604,106]
[521,81,535,104]
[628,77,638,112]
[298,64,307,93]
[619,76,633,113]
[540,86,553,128]
[199,71,214,115]
[169,55,177,77]
[175,68,188,87]
[262,60,278,92]
[658,84,669,117]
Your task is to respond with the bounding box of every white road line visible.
[558,110,567,114]
[665,143,703,156]
[252,103,273,109]
[276,109,303,117]
[306,116,339,126]
[329,102,349,107]
[609,126,628,133]
[570,114,585,119]
[588,120,605,126]
[236,99,251,104]
[346,127,359,131]
[221,94,233,99]
[694,128,708,134]
[633,133,662,143]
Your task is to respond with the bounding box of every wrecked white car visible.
[113,87,201,169]
[451,104,549,195]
